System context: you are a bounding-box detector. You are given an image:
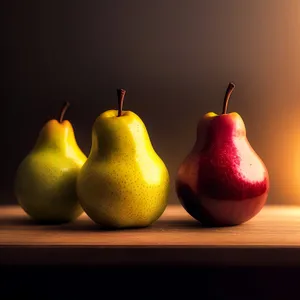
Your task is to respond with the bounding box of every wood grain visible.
[1,204,300,266]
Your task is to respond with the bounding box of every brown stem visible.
[117,88,126,117]
[59,101,70,123]
[222,82,235,114]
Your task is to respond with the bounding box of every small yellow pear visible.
[14,102,87,223]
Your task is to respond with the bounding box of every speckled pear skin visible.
[14,120,87,224]
[76,110,170,229]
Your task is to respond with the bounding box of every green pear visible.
[14,102,87,224]
[77,89,170,228]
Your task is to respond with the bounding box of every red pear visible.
[176,82,269,226]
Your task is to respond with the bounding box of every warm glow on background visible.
[2,0,300,205]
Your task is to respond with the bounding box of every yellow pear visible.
[77,89,170,228]
[14,102,87,223]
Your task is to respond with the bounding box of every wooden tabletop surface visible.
[1,204,300,266]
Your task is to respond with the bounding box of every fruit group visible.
[14,102,87,223]
[77,89,170,229]
[176,82,269,226]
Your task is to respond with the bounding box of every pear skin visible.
[176,83,269,226]
[77,89,170,229]
[14,102,87,224]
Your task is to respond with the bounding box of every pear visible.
[77,89,170,229]
[14,102,87,224]
[176,82,269,226]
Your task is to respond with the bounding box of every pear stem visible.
[222,82,235,114]
[117,88,126,117]
[59,101,70,123]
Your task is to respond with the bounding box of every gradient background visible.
[2,0,300,205]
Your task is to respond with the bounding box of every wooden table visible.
[1,204,300,267]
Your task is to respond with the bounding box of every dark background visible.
[2,0,300,205]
